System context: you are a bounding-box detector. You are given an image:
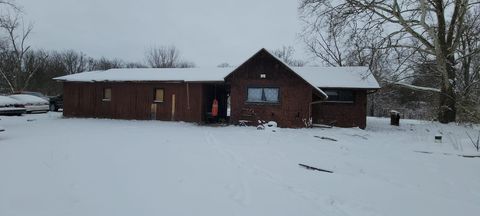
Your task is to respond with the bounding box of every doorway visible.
[203,84,230,124]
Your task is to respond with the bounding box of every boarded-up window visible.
[103,88,111,101]
[247,87,279,103]
[154,88,164,102]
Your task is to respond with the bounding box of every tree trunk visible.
[438,57,456,123]
[438,83,456,123]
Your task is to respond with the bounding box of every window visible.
[324,89,354,102]
[247,87,279,103]
[103,88,111,101]
[154,88,164,102]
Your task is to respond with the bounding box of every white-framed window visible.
[247,87,279,103]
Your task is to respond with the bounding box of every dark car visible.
[49,95,63,112]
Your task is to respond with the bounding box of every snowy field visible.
[1,113,479,216]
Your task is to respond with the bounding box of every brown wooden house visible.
[54,49,380,128]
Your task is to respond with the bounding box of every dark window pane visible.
[325,90,339,101]
[325,89,354,102]
[339,90,354,101]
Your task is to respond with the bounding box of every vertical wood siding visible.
[63,82,204,122]
[311,90,368,129]
[226,50,314,128]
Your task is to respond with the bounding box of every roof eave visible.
[318,86,381,90]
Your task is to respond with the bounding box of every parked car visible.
[15,91,64,112]
[14,91,50,101]
[49,95,63,111]
[0,95,27,116]
[8,94,49,113]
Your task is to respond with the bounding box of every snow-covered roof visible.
[54,66,379,89]
[54,68,232,83]
[293,67,380,89]
[54,50,380,90]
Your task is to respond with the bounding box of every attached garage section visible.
[311,89,369,129]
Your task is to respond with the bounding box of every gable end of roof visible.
[224,48,328,99]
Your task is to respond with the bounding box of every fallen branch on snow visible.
[414,151,433,154]
[299,164,333,173]
[314,136,337,142]
[461,155,480,158]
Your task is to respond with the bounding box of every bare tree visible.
[125,62,148,68]
[146,45,178,68]
[271,46,306,67]
[145,45,194,68]
[0,14,48,93]
[90,57,125,71]
[0,0,19,15]
[175,61,195,68]
[61,50,87,75]
[301,10,351,67]
[300,0,480,123]
[456,10,480,122]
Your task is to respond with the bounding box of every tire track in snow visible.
[203,130,251,206]
[202,130,353,216]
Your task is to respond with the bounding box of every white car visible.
[0,95,27,116]
[9,94,49,113]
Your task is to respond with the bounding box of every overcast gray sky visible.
[18,0,308,67]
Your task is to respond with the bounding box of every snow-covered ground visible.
[0,113,479,216]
